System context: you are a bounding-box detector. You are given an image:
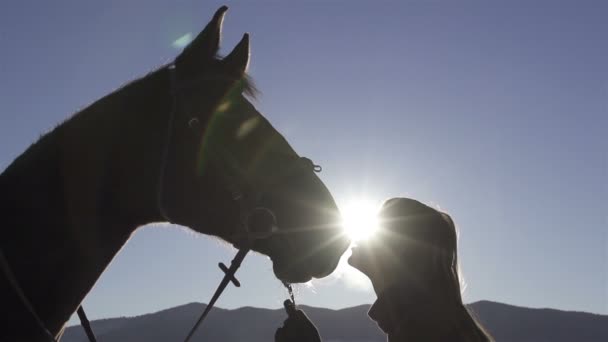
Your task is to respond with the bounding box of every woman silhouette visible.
[275,198,492,342]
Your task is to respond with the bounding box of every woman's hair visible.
[377,198,493,341]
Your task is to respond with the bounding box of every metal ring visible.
[313,164,322,173]
[188,117,200,128]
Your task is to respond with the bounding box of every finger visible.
[284,299,297,317]
[274,327,285,342]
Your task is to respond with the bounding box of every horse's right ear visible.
[175,6,228,70]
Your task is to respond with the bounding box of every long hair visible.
[378,198,493,341]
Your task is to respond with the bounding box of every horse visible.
[0,6,350,341]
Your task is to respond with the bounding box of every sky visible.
[1,0,606,324]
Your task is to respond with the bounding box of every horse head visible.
[158,7,350,283]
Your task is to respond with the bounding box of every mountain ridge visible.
[61,300,608,342]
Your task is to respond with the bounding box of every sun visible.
[340,199,380,242]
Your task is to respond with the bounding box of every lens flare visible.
[340,199,380,242]
[172,33,193,49]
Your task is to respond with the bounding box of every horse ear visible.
[176,6,228,68]
[222,33,250,74]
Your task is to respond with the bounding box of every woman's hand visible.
[275,300,321,342]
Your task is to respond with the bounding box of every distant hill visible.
[61,301,608,342]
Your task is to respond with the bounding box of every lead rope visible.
[283,281,296,306]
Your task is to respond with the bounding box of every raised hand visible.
[275,300,321,342]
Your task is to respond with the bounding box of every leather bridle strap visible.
[156,64,179,224]
[0,249,57,341]
[1,248,99,342]
[77,306,97,342]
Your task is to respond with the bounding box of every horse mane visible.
[210,54,259,99]
[239,73,259,99]
[0,65,173,251]
[4,56,258,180]
[2,67,157,174]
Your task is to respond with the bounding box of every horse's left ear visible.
[175,6,228,70]
[222,33,250,75]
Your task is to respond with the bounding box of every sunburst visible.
[340,199,380,242]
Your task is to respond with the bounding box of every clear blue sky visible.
[1,0,606,323]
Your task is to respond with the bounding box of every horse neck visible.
[0,67,171,338]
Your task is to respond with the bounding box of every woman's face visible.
[347,225,431,294]
[347,238,377,276]
[348,233,403,292]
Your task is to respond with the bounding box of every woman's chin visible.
[348,246,381,282]
[347,247,364,271]
[347,253,356,267]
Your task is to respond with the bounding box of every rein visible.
[0,249,59,342]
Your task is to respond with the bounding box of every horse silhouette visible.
[0,6,349,341]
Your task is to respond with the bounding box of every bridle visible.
[155,64,321,341]
[157,64,321,236]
